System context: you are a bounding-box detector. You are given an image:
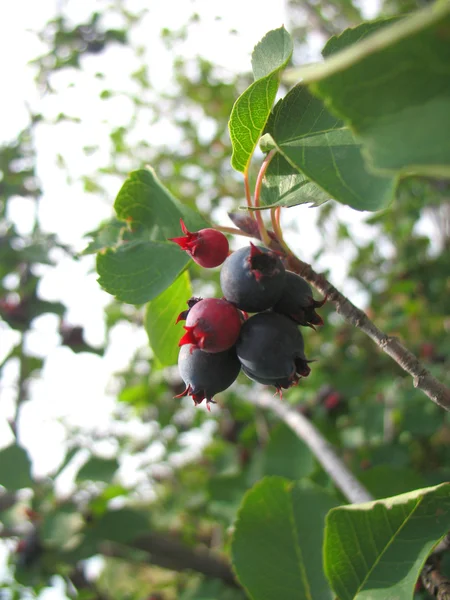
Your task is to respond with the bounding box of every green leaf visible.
[0,444,33,491]
[81,218,125,255]
[96,168,207,304]
[229,27,293,173]
[322,18,399,58]
[300,3,450,178]
[264,423,315,480]
[114,168,206,238]
[251,28,293,80]
[51,447,79,478]
[260,152,329,209]
[41,505,81,548]
[145,270,192,366]
[90,508,149,544]
[324,483,450,600]
[264,85,396,211]
[232,477,339,600]
[76,456,119,484]
[180,578,246,600]
[97,241,188,305]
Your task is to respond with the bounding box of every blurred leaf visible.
[308,4,450,178]
[400,393,442,436]
[208,473,249,523]
[229,27,293,172]
[324,483,450,600]
[0,445,33,491]
[145,270,192,366]
[264,423,315,480]
[264,85,396,211]
[77,456,119,484]
[232,477,339,599]
[89,508,149,544]
[96,241,188,305]
[41,505,81,548]
[359,465,427,499]
[89,485,129,516]
[180,578,247,599]
[51,446,79,478]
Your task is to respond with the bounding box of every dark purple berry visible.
[178,298,242,353]
[220,244,286,312]
[274,271,326,328]
[240,364,295,396]
[237,312,310,391]
[176,344,241,409]
[169,219,229,268]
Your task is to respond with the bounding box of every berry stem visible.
[243,170,255,219]
[270,206,290,253]
[214,225,254,239]
[253,150,276,247]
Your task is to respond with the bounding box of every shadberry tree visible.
[1,1,450,599]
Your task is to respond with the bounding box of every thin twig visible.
[285,255,450,412]
[246,390,373,504]
[422,555,450,600]
[8,335,27,438]
[100,532,239,588]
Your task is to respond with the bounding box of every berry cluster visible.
[170,220,325,409]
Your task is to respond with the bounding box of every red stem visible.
[253,150,276,246]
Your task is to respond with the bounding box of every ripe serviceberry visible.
[169,219,229,268]
[274,271,325,328]
[220,244,286,312]
[237,312,310,391]
[176,344,241,409]
[178,298,242,353]
[240,364,297,396]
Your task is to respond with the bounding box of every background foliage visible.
[1,0,449,599]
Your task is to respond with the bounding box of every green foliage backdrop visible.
[0,1,449,599]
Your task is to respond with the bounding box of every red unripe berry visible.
[179,298,242,353]
[323,391,341,411]
[169,219,229,268]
